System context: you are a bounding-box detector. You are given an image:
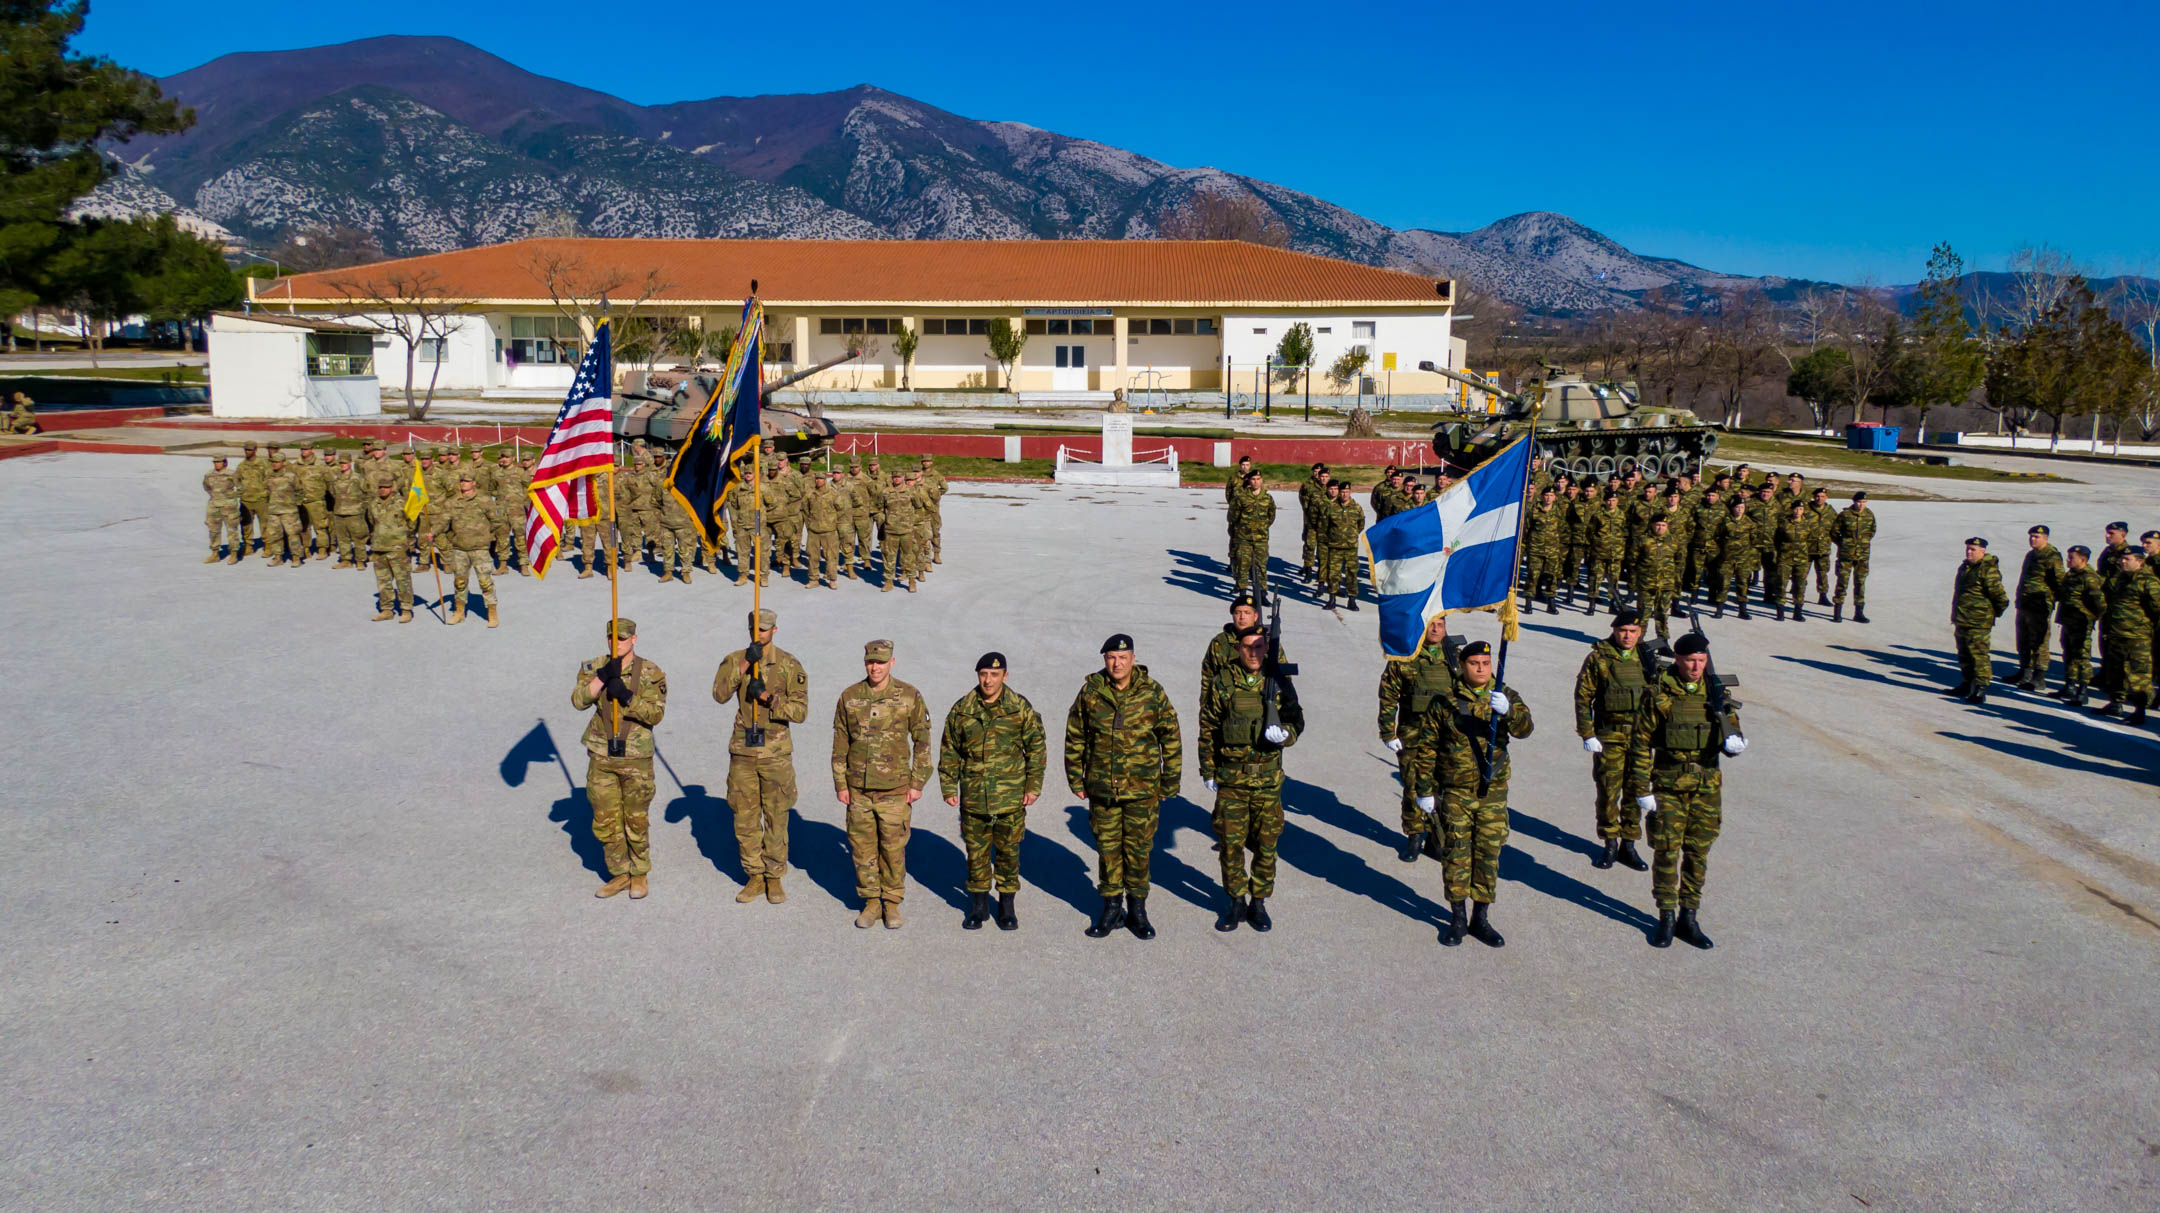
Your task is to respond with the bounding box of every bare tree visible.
[523,209,585,239]
[2000,244,2080,332]
[270,226,384,273]
[1700,289,1782,428]
[324,267,462,420]
[519,243,673,369]
[2105,268,2160,443]
[1158,191,1290,247]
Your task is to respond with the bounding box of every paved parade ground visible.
[3,450,2157,1210]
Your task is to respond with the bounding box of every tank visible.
[614,351,856,455]
[1418,362,1719,483]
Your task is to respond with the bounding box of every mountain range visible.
[95,35,1795,313]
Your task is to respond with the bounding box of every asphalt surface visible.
[2,451,2156,1211]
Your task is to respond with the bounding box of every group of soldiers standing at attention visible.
[199,436,954,624]
[565,589,1746,951]
[1951,522,2160,725]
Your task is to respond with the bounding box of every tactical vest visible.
[1603,651,1650,717]
[1407,657,1454,717]
[1223,679,1265,748]
[1660,685,1717,759]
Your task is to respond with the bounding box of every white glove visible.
[1414,796,1436,812]
[1488,690,1510,715]
[1723,734,1748,756]
[1202,778,1218,793]
[1582,736,1603,754]
[1636,795,1658,815]
[1385,737,1403,753]
[1263,725,1289,744]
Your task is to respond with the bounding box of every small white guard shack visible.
[1053,412,1180,487]
[208,311,383,419]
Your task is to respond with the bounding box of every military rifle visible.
[1261,576,1299,739]
[1678,600,1742,754]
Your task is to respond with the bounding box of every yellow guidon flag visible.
[404,459,428,522]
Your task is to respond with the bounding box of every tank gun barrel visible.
[762,348,861,394]
[1416,361,1534,416]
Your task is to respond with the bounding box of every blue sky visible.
[78,0,2160,283]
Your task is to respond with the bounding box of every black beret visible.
[2069,545,2091,558]
[1230,593,1259,610]
[1673,633,1710,656]
[2029,525,2049,535]
[1460,640,1492,659]
[976,652,1006,671]
[1967,536,1989,548]
[1100,634,1134,654]
[1852,491,1868,501]
[2108,521,2129,531]
[2143,531,2160,543]
[1612,609,1642,628]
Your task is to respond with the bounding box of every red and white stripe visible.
[523,387,614,577]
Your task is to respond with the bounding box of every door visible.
[1053,344,1087,391]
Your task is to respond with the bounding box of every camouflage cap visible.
[269,450,285,461]
[242,441,257,450]
[1673,633,1709,656]
[976,651,1007,671]
[1100,633,1134,654]
[299,442,315,451]
[847,453,860,466]
[864,639,894,661]
[608,618,637,639]
[750,608,776,632]
[211,454,227,464]
[458,472,476,483]
[338,454,353,464]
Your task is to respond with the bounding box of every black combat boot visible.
[2130,694,2150,727]
[1948,681,1971,698]
[1817,593,1831,607]
[1085,896,1125,938]
[1593,839,1616,869]
[1831,603,1843,623]
[1676,908,1714,949]
[1321,595,1336,611]
[1854,608,1870,624]
[1125,895,1155,940]
[2094,698,2123,717]
[1712,603,1725,619]
[1773,604,1785,621]
[996,893,1018,931]
[1215,895,1246,932]
[1791,604,1806,621]
[1616,840,1648,871]
[1467,901,1505,948]
[1545,596,1557,615]
[1737,603,1752,620]
[1586,597,1599,616]
[1400,831,1427,863]
[1441,900,1468,947]
[963,891,989,930]
[1966,686,1988,705]
[1247,898,1272,932]
[1346,596,1360,612]
[2069,682,2088,708]
[1650,909,1676,948]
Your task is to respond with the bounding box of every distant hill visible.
[116,34,1785,313]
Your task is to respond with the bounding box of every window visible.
[508,314,579,365]
[1151,319,1173,335]
[305,332,375,376]
[1025,319,1047,335]
[1352,321,1376,339]
[1196,318,1217,335]
[1252,328,1267,336]
[865,318,889,335]
[1047,319,1069,335]
[763,341,795,364]
[968,318,989,335]
[820,318,841,335]
[819,316,898,335]
[1316,326,1332,334]
[419,337,446,362]
[1172,318,1194,335]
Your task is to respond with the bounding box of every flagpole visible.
[748,285,765,743]
[599,305,621,744]
[1486,409,1540,781]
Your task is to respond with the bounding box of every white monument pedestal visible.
[1053,412,1181,487]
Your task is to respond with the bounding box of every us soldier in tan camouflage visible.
[937,652,1046,930]
[1198,629,1302,932]
[574,618,668,900]
[202,455,241,563]
[1064,633,1181,940]
[365,482,414,622]
[832,639,933,929]
[433,473,499,626]
[918,456,947,564]
[712,610,809,905]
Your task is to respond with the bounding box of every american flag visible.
[523,319,614,579]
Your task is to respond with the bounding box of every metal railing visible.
[307,354,375,377]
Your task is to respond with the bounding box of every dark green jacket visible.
[1063,667,1181,803]
[938,688,1046,816]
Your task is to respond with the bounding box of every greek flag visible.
[1363,433,1533,659]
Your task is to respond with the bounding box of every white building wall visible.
[356,313,500,394]
[1221,311,1455,378]
[209,327,312,418]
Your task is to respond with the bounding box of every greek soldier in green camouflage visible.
[1635,515,1682,639]
[1583,491,1627,614]
[938,652,1046,931]
[365,481,414,622]
[329,455,367,568]
[1768,501,1812,621]
[1065,633,1181,940]
[1299,464,1331,578]
[2014,525,2065,691]
[2093,522,2132,693]
[1377,614,1455,862]
[1684,486,1724,605]
[202,456,240,563]
[1562,479,1591,600]
[1802,486,1834,603]
[1710,495,1758,620]
[1229,473,1274,603]
[1574,610,1653,871]
[2053,545,2105,707]
[833,639,933,929]
[880,469,921,592]
[1951,537,2010,703]
[2093,548,2159,725]
[234,441,267,558]
[1629,630,1744,949]
[1522,487,1565,613]
[1413,640,1532,948]
[1742,483,1778,601]
[1199,629,1303,932]
[434,474,499,626]
[1320,480,1365,610]
[1623,482,1660,589]
[574,618,668,900]
[712,609,810,904]
[1830,491,1874,622]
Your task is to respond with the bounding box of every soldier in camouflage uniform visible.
[834,456,862,578]
[433,474,500,626]
[1951,537,2009,703]
[1830,491,1875,622]
[234,442,268,558]
[880,469,921,591]
[1685,486,1725,604]
[1413,640,1532,948]
[802,471,845,587]
[490,452,530,574]
[833,639,933,929]
[364,481,414,622]
[712,609,810,904]
[424,449,458,573]
[1583,491,1627,615]
[2053,545,2105,707]
[329,455,368,568]
[762,459,796,572]
[1320,480,1366,611]
[1562,480,1591,600]
[904,470,934,578]
[3,390,35,434]
[296,446,332,559]
[730,467,768,586]
[2094,522,2132,693]
[1803,486,1835,604]
[202,455,241,563]
[1377,614,1456,863]
[1229,473,1274,603]
[1623,482,1661,591]
[1768,500,1812,621]
[572,464,612,580]
[1635,516,1682,640]
[657,489,703,584]
[1521,487,1566,613]
[1199,629,1303,933]
[2013,524,2065,692]
[1744,482,1779,600]
[1574,610,1653,871]
[616,450,655,571]
[263,453,306,566]
[1629,630,1745,949]
[2093,548,2159,725]
[1065,633,1181,940]
[1709,495,1758,620]
[1298,464,1332,578]
[938,652,1046,931]
[574,618,668,900]
[918,456,947,564]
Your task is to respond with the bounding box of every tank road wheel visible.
[1592,454,1616,481]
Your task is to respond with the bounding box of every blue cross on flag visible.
[1362,434,1534,659]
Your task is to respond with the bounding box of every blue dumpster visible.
[1844,424,1900,452]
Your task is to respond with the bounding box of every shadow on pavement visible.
[1497,834,1658,936]
[1059,799,1217,914]
[658,766,741,880]
[792,814,861,907]
[1019,819,1100,919]
[511,719,610,881]
[1279,777,1448,928]
[905,825,972,913]
[1508,804,1606,864]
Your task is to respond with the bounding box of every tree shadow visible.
[509,719,610,881]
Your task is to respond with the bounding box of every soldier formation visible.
[198,438,956,623]
[1953,522,2159,725]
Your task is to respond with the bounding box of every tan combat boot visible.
[766,875,786,904]
[225,553,239,564]
[628,874,648,899]
[371,607,394,622]
[203,552,219,563]
[595,875,631,898]
[486,604,499,629]
[855,902,883,929]
[736,876,766,904]
[578,565,594,580]
[397,609,413,623]
[883,899,903,929]
[449,602,465,625]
